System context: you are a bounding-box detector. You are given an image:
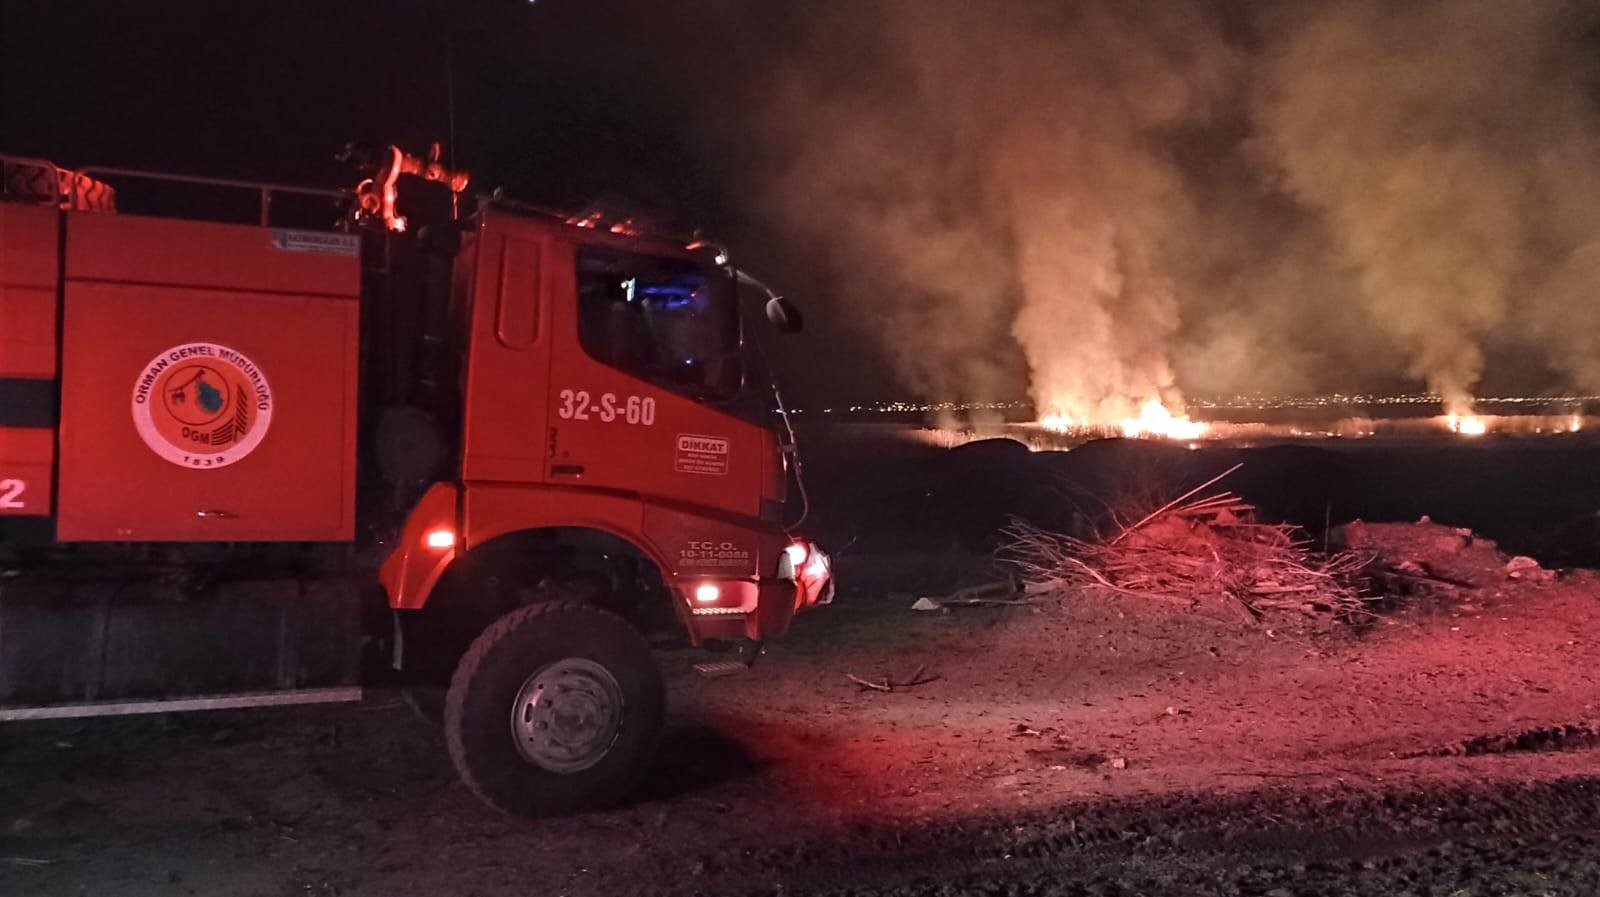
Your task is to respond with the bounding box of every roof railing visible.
[77,164,348,226]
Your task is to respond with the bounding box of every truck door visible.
[544,243,768,519]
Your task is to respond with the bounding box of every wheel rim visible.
[509,658,625,773]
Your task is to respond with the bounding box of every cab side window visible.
[575,247,743,398]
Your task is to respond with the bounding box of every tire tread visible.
[443,601,659,816]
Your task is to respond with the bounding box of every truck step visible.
[692,661,749,678]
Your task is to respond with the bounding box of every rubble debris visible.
[1366,559,1473,597]
[911,579,1030,611]
[1505,555,1556,582]
[1506,555,1541,573]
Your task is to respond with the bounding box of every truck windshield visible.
[576,247,742,399]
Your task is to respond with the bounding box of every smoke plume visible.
[730,0,1600,420]
[1251,0,1600,414]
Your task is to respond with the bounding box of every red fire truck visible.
[0,147,832,817]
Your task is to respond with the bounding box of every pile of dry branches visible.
[1003,466,1377,621]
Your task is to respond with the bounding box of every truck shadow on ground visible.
[634,719,761,803]
[290,698,762,809]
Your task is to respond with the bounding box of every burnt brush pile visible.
[1002,467,1379,623]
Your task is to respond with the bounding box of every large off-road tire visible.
[443,601,664,818]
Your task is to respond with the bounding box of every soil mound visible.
[1335,519,1553,587]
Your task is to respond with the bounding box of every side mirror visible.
[766,297,804,334]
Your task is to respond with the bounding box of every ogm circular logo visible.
[131,342,274,468]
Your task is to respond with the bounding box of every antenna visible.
[444,29,458,166]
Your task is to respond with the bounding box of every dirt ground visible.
[4,523,1600,896]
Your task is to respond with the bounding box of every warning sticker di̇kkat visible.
[674,433,729,475]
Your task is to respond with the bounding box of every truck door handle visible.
[195,509,238,519]
[551,464,585,477]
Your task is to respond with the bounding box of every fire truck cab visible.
[0,150,831,817]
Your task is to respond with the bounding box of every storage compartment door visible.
[56,283,358,541]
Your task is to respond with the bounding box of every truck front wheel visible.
[443,601,664,817]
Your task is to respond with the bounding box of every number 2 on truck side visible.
[0,478,26,510]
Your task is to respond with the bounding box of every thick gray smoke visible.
[1252,0,1600,414]
[732,0,1600,420]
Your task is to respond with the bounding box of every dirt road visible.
[4,540,1600,896]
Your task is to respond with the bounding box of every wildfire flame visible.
[1120,399,1208,440]
[1445,413,1488,436]
[1038,399,1208,441]
[1038,413,1076,433]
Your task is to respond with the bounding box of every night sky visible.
[3,2,734,203]
[1,0,886,405]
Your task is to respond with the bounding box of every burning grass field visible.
[806,394,1600,453]
[920,412,1598,451]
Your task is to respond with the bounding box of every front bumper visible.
[782,538,835,613]
[681,539,832,643]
